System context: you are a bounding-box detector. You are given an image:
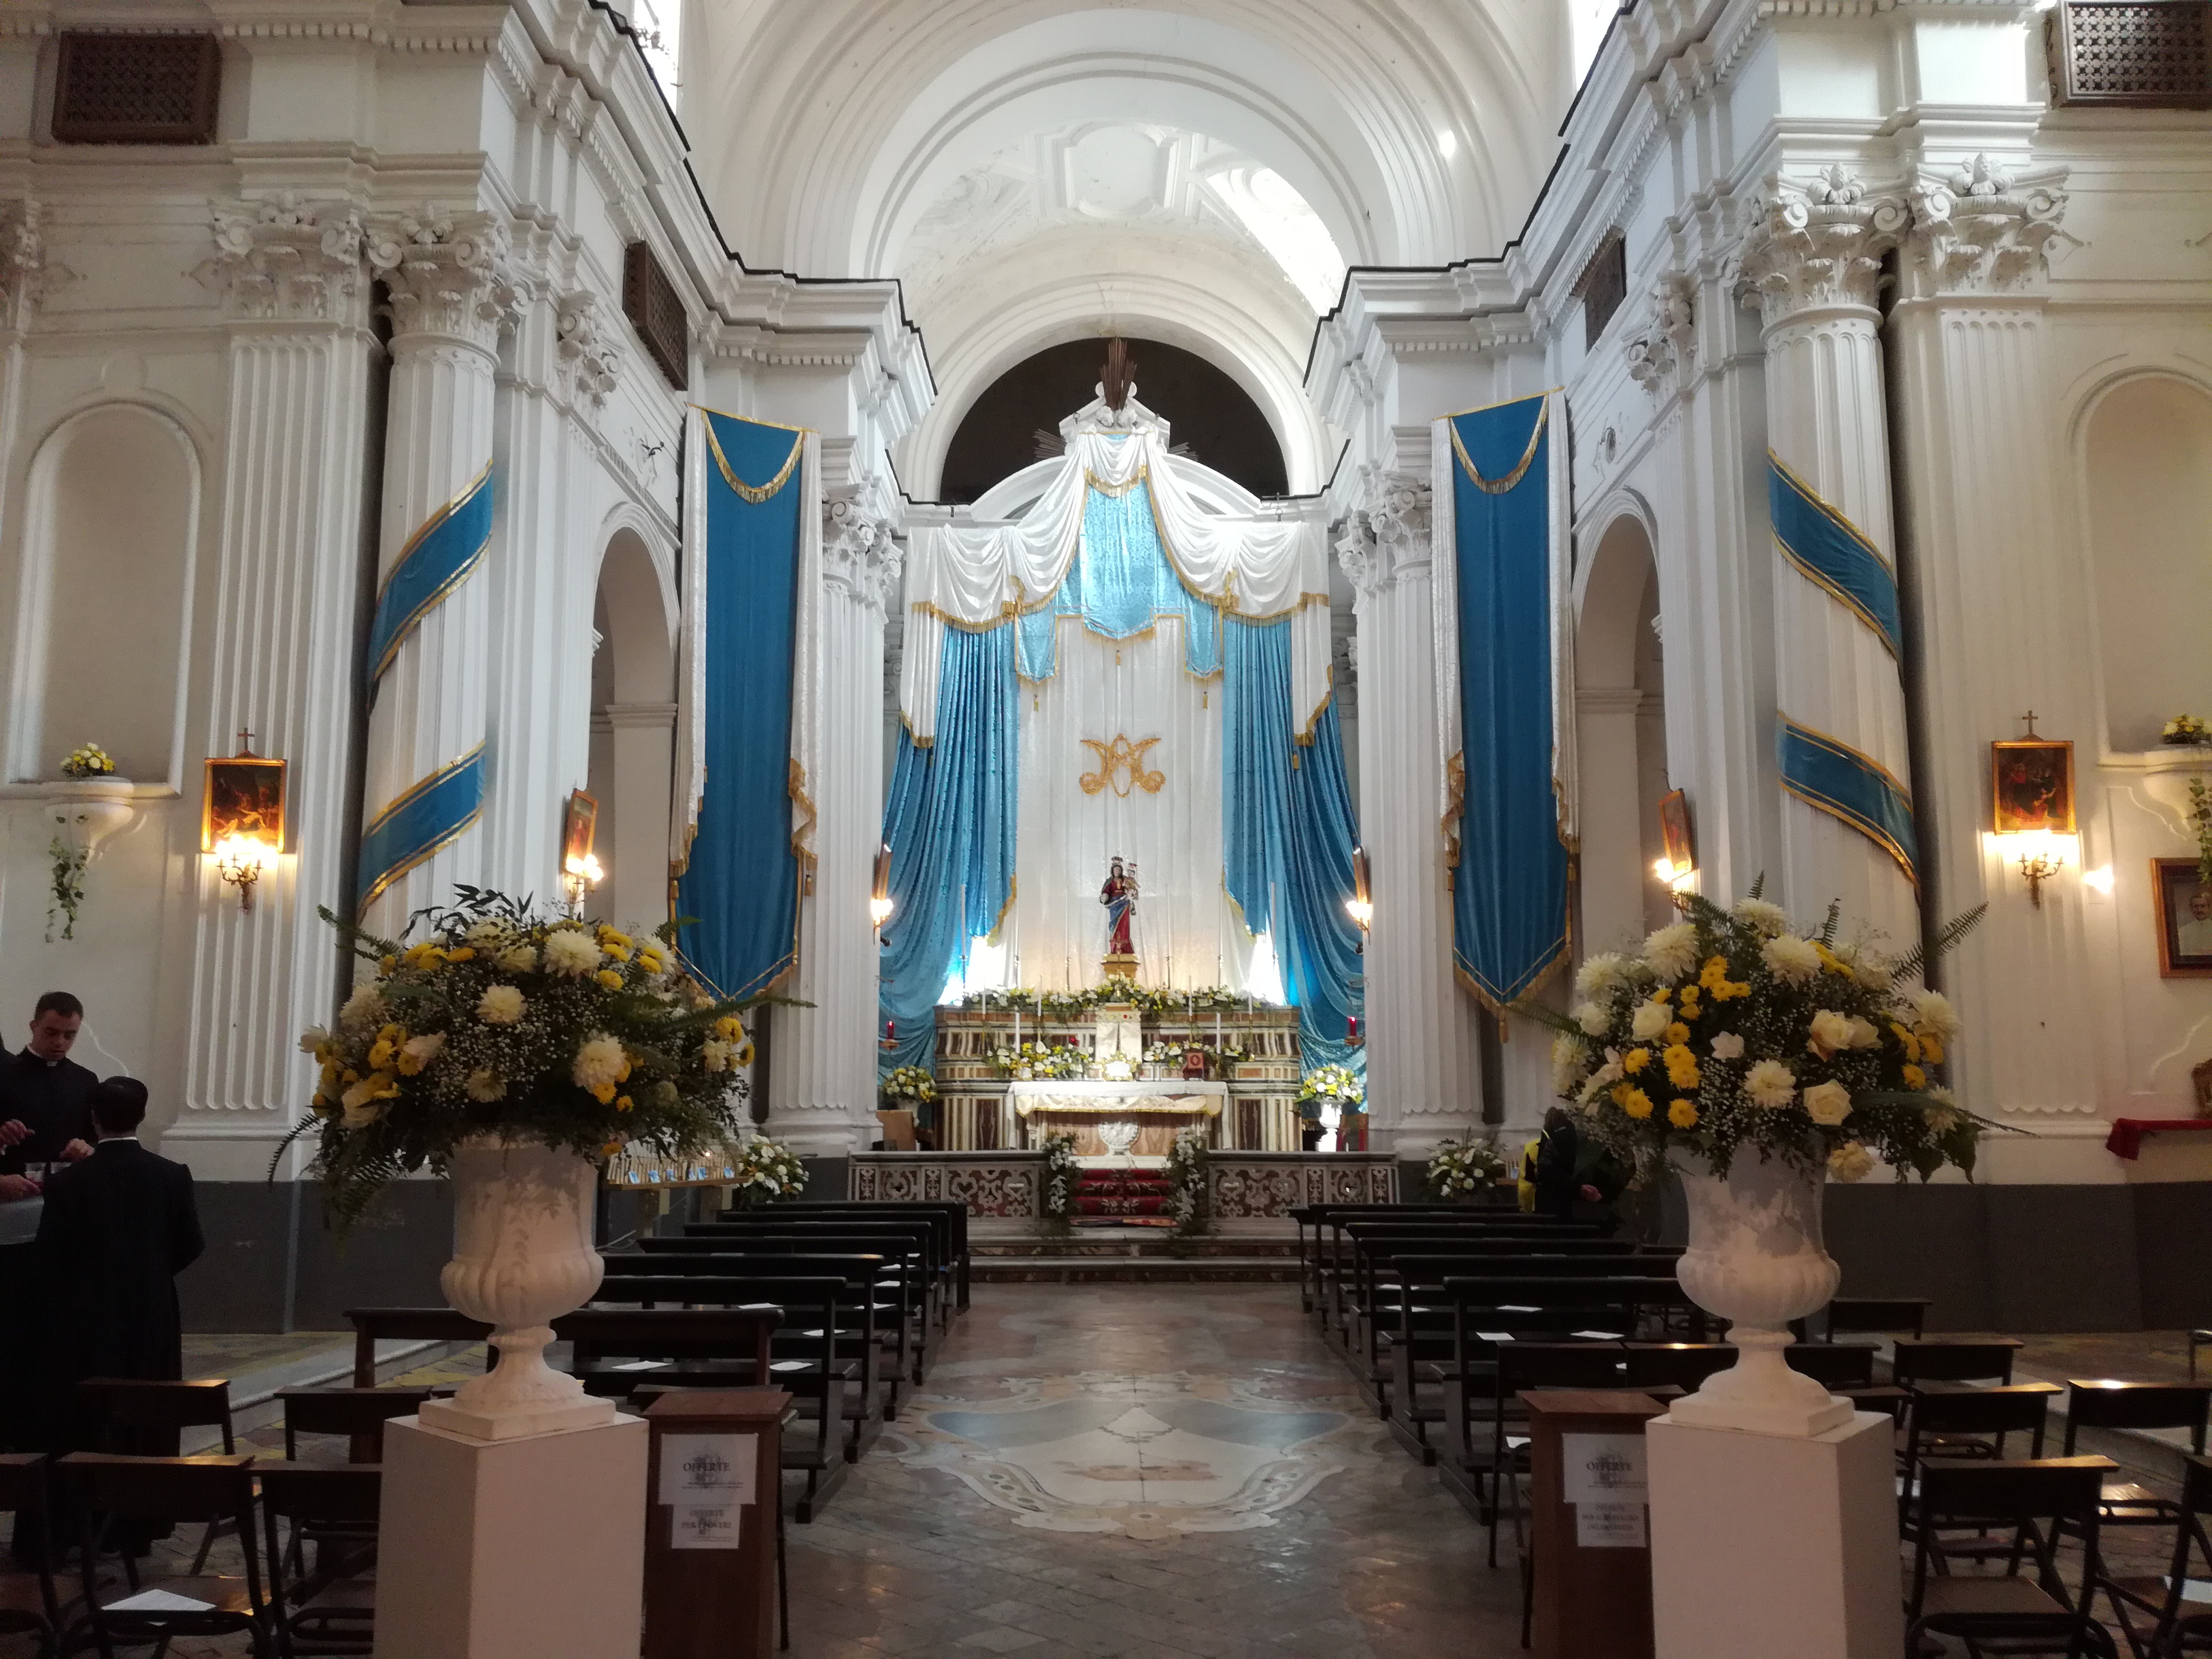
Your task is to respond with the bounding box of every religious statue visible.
[1100,854,1138,972]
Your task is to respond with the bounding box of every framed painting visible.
[201,755,286,853]
[1657,789,1695,875]
[1991,740,2075,835]
[2153,858,2212,978]
[562,789,598,867]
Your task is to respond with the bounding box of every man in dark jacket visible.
[0,991,96,1454]
[1532,1106,1582,1222]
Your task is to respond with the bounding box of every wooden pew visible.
[689,1217,952,1331]
[717,1202,971,1311]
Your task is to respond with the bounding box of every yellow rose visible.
[1668,1098,1699,1129]
[595,969,624,990]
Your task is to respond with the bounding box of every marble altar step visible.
[970,1228,1302,1282]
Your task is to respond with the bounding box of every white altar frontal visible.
[1009,1080,1227,1161]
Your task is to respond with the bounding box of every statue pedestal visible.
[1100,953,1138,981]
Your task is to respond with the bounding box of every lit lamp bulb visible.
[213,834,277,912]
[562,851,604,915]
[869,895,895,928]
[1344,896,1373,932]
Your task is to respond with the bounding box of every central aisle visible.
[785,1284,1522,1658]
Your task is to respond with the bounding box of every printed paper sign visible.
[1562,1432,1648,1550]
[660,1434,758,1507]
[670,1504,742,1551]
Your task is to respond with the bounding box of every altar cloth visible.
[1007,1080,1227,1118]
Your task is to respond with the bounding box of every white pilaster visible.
[166,196,374,1179]
[1739,170,1920,945]
[766,497,901,1155]
[1338,467,1483,1155]
[358,208,510,933]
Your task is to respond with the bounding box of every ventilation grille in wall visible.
[623,241,689,391]
[2049,1,2212,106]
[53,32,221,145]
[1574,231,1629,351]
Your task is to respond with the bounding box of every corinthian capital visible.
[1903,155,2068,299]
[206,192,366,323]
[1335,468,1432,598]
[822,496,903,617]
[1736,166,1908,328]
[366,207,517,349]
[554,291,621,411]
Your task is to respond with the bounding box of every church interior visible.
[0,0,2209,1654]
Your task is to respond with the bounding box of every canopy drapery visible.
[1432,393,1576,1012]
[672,409,820,998]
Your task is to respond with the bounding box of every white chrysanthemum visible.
[1576,953,1632,1000]
[1744,1058,1797,1109]
[494,943,538,974]
[1732,897,1790,937]
[1551,1033,1593,1096]
[1642,923,1699,982]
[1851,953,1894,993]
[1925,1084,1958,1108]
[477,985,526,1025]
[1828,1142,1875,1183]
[1909,990,1963,1042]
[573,1033,627,1093]
[1762,935,1821,984]
[702,1037,733,1074]
[465,1068,506,1103]
[1925,1104,1962,1134]
[464,918,516,950]
[1630,1001,1671,1041]
[298,1026,332,1056]
[1574,1002,1611,1037]
[1807,1010,1856,1057]
[400,1033,445,1070]
[1846,1016,1881,1050]
[338,984,386,1033]
[1708,1031,1745,1060]
[543,928,603,977]
[1803,1079,1853,1126]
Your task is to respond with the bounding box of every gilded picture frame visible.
[201,755,286,853]
[2154,858,2212,978]
[562,789,598,867]
[1991,740,2075,835]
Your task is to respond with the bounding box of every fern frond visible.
[1891,903,1988,983]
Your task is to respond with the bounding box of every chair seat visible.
[0,1571,55,1618]
[295,1578,376,1614]
[2097,1480,2173,1514]
[1917,1576,2071,1620]
[102,1574,259,1619]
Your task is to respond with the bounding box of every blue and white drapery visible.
[672,409,822,999]
[1767,454,1917,883]
[1431,392,1577,1012]
[355,465,496,909]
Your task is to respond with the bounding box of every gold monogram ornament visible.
[1079,735,1164,798]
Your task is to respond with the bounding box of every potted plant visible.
[1523,887,1993,1436]
[288,887,765,1442]
[1427,1136,1510,1203]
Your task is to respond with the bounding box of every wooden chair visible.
[1905,1457,2121,1659]
[276,1387,437,1464]
[1903,1382,2060,1472]
[76,1378,236,1572]
[1479,1346,1632,1568]
[2060,1380,2212,1529]
[257,1461,379,1658]
[1892,1338,2025,1388]
[1823,1296,1931,1340]
[58,1452,271,1659]
[1620,1343,1736,1390]
[2191,1330,2210,1384]
[0,1455,64,1659]
[1783,1342,1881,1389]
[2103,1453,2212,1657]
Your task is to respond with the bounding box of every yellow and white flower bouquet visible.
[1527,887,1996,1184]
[60,741,116,778]
[289,886,764,1227]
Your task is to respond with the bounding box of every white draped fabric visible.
[899,424,1331,747]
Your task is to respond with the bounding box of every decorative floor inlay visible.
[895,1369,1356,1536]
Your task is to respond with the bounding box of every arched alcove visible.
[1575,510,1670,952]
[585,526,678,931]
[10,404,199,783]
[2083,374,2212,752]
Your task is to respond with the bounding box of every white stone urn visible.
[416,1136,617,1443]
[1666,1148,1854,1438]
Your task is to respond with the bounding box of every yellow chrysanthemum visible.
[615,1094,634,1113]
[1921,1037,1945,1066]
[604,943,632,963]
[1668,1098,1699,1129]
[599,1139,624,1157]
[1664,1021,1690,1046]
[1663,1044,1702,1091]
[1813,942,1856,980]
[1614,1086,1655,1120]
[1901,1063,1926,1090]
[596,925,635,950]
[591,1082,617,1105]
[736,1042,757,1068]
[714,1015,747,1042]
[595,969,624,990]
[1623,1048,1650,1075]
[1651,987,1672,1005]
[445,945,476,963]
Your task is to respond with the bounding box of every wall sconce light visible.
[870,842,895,931]
[562,851,604,916]
[1344,847,1373,935]
[560,789,601,917]
[1990,719,2076,910]
[1987,829,2075,909]
[1655,789,1696,890]
[202,731,286,914]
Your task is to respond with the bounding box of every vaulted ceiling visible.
[681,1,1572,495]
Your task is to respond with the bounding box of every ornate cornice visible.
[1736,166,1908,329]
[205,192,366,324]
[822,495,902,617]
[366,207,518,350]
[1335,468,1431,599]
[1902,155,2068,300]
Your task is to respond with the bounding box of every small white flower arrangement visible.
[1427,1137,1509,1198]
[1040,1130,1080,1225]
[59,742,116,779]
[1296,1065,1364,1119]
[1164,1125,1209,1236]
[881,1065,937,1104]
[727,1134,808,1207]
[2164,713,2209,747]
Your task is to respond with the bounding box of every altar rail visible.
[846,1151,1397,1218]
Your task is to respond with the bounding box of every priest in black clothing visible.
[0,990,97,1453]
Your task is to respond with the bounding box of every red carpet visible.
[1071,1168,1177,1226]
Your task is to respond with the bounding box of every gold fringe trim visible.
[701,414,803,504]
[1449,400,1548,496]
[789,759,818,891]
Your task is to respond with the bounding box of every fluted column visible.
[1338,468,1484,1156]
[1739,169,1920,944]
[767,498,901,1154]
[1890,156,2093,1126]
[357,208,510,932]
[166,196,374,1178]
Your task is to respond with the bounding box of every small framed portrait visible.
[562,789,598,867]
[2153,858,2212,977]
[1657,789,1695,875]
[1991,740,2075,835]
[200,755,286,853]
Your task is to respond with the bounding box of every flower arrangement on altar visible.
[1297,1065,1364,1119]
[1040,1130,1080,1226]
[1427,1137,1510,1198]
[1164,1125,1209,1236]
[952,984,1269,1016]
[1141,1040,1250,1070]
[725,1134,808,1208]
[2164,713,2209,747]
[990,1042,1088,1079]
[60,741,116,779]
[1524,887,1995,1184]
[881,1065,937,1104]
[286,887,762,1227]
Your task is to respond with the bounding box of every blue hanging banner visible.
[366,463,495,693]
[357,745,485,910]
[1767,452,1900,658]
[1446,395,1571,1010]
[674,411,808,999]
[1778,717,1918,885]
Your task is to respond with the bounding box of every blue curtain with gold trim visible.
[674,413,806,998]
[1447,397,1571,1008]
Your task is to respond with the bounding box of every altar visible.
[1009,1079,1227,1158]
